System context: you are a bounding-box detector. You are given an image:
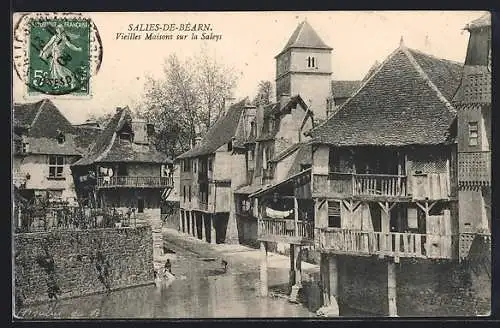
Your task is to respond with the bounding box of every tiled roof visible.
[331,80,362,99]
[269,143,301,163]
[234,184,264,195]
[73,108,171,166]
[286,143,312,178]
[278,20,332,56]
[73,126,103,153]
[26,135,81,156]
[407,48,463,101]
[466,13,491,30]
[177,99,248,159]
[309,45,461,147]
[13,99,84,156]
[13,101,42,128]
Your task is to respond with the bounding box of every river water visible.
[18,244,317,318]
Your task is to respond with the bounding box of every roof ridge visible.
[94,109,127,162]
[407,47,464,67]
[401,46,457,114]
[30,99,48,129]
[308,45,404,137]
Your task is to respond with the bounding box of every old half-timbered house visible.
[308,38,468,316]
[233,20,335,301]
[452,14,491,262]
[176,98,254,245]
[71,107,173,255]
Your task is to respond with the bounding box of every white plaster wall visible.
[290,74,331,121]
[312,145,329,174]
[19,154,79,200]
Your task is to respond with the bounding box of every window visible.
[307,56,316,68]
[183,186,186,202]
[193,161,197,173]
[227,141,233,152]
[119,133,131,142]
[468,122,479,146]
[183,159,191,172]
[57,131,65,144]
[328,201,341,228]
[250,121,256,136]
[48,155,64,178]
[188,186,192,202]
[208,159,213,171]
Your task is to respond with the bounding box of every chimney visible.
[279,94,290,109]
[223,97,236,115]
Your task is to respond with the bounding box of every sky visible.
[12,11,487,124]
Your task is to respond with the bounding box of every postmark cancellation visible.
[13,12,103,99]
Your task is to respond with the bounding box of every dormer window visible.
[119,132,131,143]
[307,56,316,68]
[57,131,65,144]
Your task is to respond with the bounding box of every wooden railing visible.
[317,228,453,259]
[458,151,491,184]
[354,173,407,197]
[97,176,174,188]
[313,172,407,198]
[258,217,314,241]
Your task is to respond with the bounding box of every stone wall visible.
[336,242,491,316]
[14,226,154,311]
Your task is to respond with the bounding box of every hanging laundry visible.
[265,207,293,219]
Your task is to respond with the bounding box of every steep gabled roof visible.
[256,95,310,142]
[309,43,462,147]
[177,99,248,159]
[331,80,362,99]
[276,20,332,57]
[13,99,75,137]
[73,108,171,166]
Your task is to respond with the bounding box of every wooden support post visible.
[388,261,398,317]
[193,211,198,238]
[201,213,206,242]
[259,241,268,297]
[294,197,299,237]
[211,215,217,244]
[179,210,183,232]
[289,244,302,303]
[289,244,296,290]
[183,211,188,234]
[320,253,330,306]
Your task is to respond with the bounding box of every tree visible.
[137,49,239,158]
[253,80,273,106]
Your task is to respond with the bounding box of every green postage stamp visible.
[13,13,102,98]
[29,19,90,96]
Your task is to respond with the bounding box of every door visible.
[138,198,144,213]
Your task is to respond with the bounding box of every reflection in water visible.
[19,249,317,319]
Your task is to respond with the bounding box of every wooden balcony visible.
[458,151,491,185]
[316,228,454,260]
[258,217,314,245]
[96,176,174,189]
[313,172,408,200]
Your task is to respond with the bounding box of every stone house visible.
[176,99,255,244]
[12,99,97,204]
